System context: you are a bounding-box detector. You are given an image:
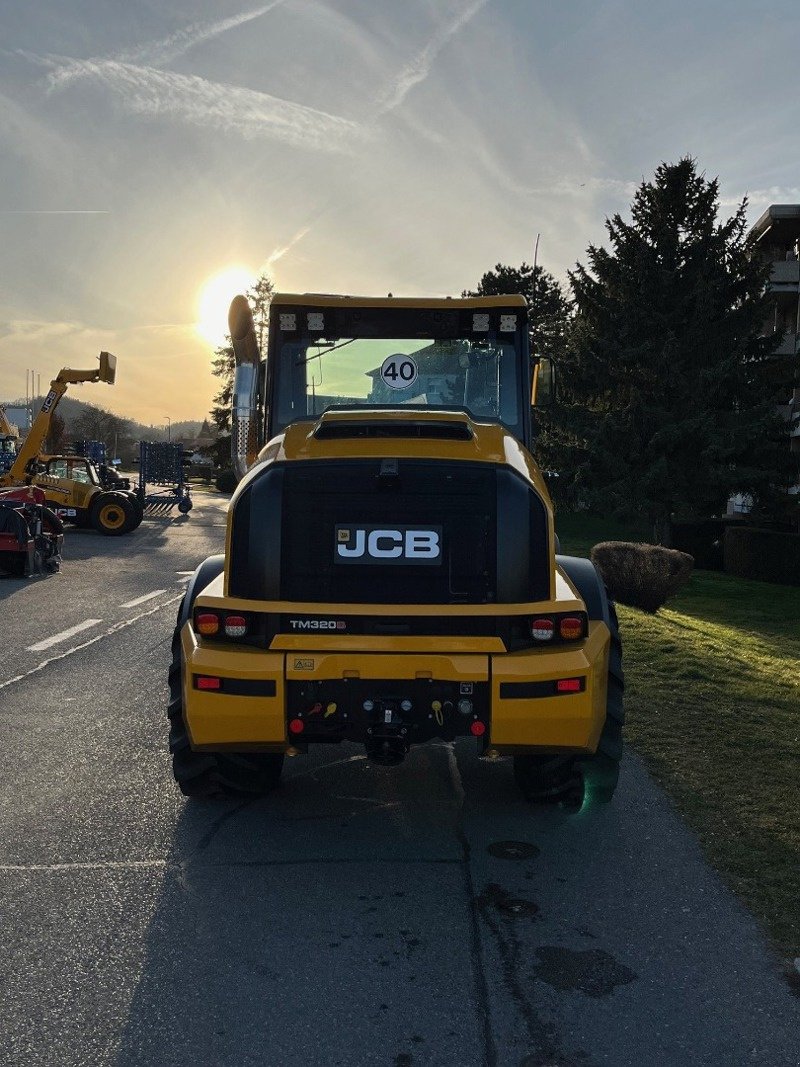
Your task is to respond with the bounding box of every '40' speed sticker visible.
[380,353,418,390]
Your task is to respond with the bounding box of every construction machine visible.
[168,294,624,806]
[0,407,20,473]
[0,354,143,535]
[0,485,63,577]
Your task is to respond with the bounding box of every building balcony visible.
[774,331,798,356]
[770,259,800,286]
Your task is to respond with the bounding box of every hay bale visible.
[590,541,694,613]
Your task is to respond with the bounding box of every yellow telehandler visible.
[0,354,142,535]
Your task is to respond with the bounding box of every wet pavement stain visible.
[488,840,541,860]
[476,883,575,1066]
[533,947,637,998]
[478,882,539,919]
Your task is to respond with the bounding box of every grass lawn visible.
[557,512,800,962]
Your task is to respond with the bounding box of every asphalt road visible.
[0,494,797,1067]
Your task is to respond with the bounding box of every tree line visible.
[210,158,796,537]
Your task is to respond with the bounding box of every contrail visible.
[0,209,109,214]
[264,225,312,268]
[378,0,490,115]
[47,1,290,90]
[42,59,364,153]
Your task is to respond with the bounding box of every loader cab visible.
[44,456,100,486]
[264,296,534,449]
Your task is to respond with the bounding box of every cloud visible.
[377,0,490,115]
[41,58,364,152]
[721,186,800,208]
[47,1,290,91]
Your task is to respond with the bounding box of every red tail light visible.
[470,721,486,736]
[195,612,220,636]
[289,718,305,734]
[531,618,554,641]
[224,614,248,638]
[556,678,583,693]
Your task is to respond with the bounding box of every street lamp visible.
[165,416,171,442]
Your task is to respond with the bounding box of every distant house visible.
[732,205,800,513]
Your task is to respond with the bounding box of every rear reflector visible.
[196,612,219,636]
[531,618,554,641]
[289,718,305,734]
[196,676,221,690]
[224,614,248,638]
[556,678,583,693]
[470,721,486,737]
[559,616,583,640]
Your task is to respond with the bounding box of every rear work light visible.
[224,615,248,638]
[195,612,220,636]
[531,618,555,642]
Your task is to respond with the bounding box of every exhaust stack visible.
[228,295,262,480]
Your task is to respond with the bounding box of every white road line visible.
[1,593,184,692]
[120,590,166,608]
[26,619,103,652]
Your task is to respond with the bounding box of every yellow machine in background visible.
[0,353,142,535]
[168,294,624,807]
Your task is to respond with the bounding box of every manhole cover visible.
[496,896,539,918]
[487,840,540,860]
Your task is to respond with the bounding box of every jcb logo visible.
[335,525,441,566]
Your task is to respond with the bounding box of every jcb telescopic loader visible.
[169,294,624,806]
[0,354,143,535]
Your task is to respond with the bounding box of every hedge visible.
[723,526,800,586]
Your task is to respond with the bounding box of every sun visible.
[196,266,256,347]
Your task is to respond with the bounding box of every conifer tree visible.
[561,158,791,540]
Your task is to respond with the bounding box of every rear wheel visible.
[91,492,137,536]
[167,603,284,797]
[514,600,624,806]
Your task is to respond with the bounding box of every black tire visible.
[168,602,284,798]
[177,496,192,514]
[90,492,137,536]
[514,599,624,806]
[124,493,144,530]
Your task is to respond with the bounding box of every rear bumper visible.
[181,622,610,754]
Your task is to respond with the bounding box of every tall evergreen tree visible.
[463,261,571,360]
[209,273,274,467]
[561,158,791,540]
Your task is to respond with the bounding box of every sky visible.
[1,0,799,424]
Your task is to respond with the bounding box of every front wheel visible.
[167,604,284,797]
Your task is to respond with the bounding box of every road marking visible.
[1,593,183,692]
[175,570,194,575]
[26,619,103,652]
[120,590,166,608]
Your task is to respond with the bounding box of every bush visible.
[215,468,238,494]
[723,527,800,586]
[590,541,694,613]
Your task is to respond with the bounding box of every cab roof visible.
[271,293,528,310]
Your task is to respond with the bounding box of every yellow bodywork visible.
[182,571,610,755]
[181,355,610,758]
